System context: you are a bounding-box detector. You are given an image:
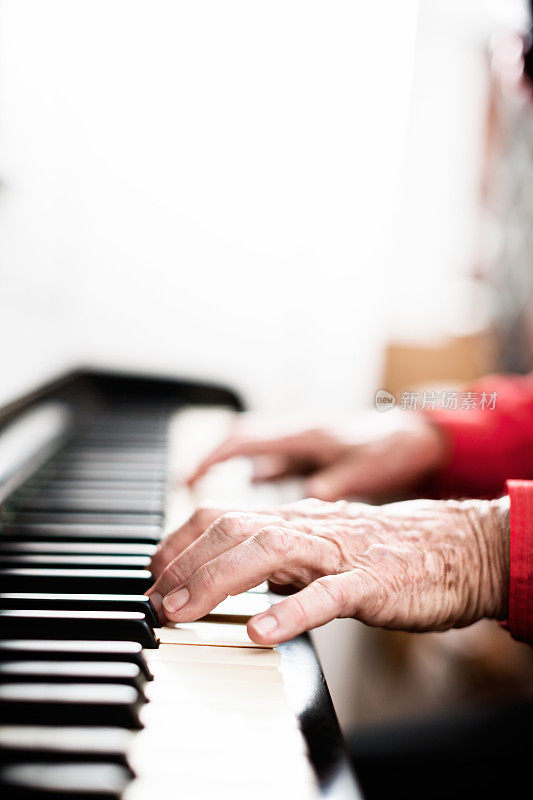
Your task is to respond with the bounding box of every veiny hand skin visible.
[147,496,510,645]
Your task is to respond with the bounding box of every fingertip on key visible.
[247,613,278,644]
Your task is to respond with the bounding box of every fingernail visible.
[251,614,278,637]
[163,587,190,613]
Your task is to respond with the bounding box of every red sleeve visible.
[425,373,533,498]
[507,479,533,644]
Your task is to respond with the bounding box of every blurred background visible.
[2,0,533,734]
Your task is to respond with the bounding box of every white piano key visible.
[205,592,271,621]
[156,621,276,648]
[148,642,281,668]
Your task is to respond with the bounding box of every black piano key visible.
[36,442,164,453]
[49,461,166,474]
[0,661,147,695]
[0,725,134,767]
[0,523,162,544]
[77,431,156,437]
[0,683,143,728]
[55,447,165,458]
[0,541,157,556]
[35,457,166,470]
[0,534,156,558]
[71,443,166,453]
[0,594,159,626]
[0,610,158,648]
[16,487,164,502]
[37,467,166,482]
[0,568,154,594]
[69,445,166,455]
[8,512,163,526]
[0,554,151,569]
[22,480,165,493]
[56,443,165,453]
[10,497,164,513]
[0,641,152,679]
[0,761,132,799]
[25,467,165,480]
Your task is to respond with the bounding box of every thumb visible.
[306,457,362,501]
[251,454,294,483]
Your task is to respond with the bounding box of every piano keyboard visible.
[0,405,170,797]
[0,379,359,800]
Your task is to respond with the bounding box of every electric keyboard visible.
[0,370,360,799]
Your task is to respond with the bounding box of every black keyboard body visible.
[0,369,358,799]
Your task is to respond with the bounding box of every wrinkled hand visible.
[147,496,510,645]
[187,410,447,501]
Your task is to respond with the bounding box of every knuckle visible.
[256,526,292,560]
[314,576,349,610]
[220,510,245,527]
[210,512,243,540]
[288,594,309,627]
[165,558,187,587]
[213,511,261,541]
[197,561,219,593]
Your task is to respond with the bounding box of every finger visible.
[149,513,283,614]
[161,527,337,622]
[151,502,299,581]
[148,505,227,579]
[187,433,313,486]
[251,455,294,483]
[306,455,362,501]
[247,572,363,644]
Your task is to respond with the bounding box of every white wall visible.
[0,0,418,411]
[389,0,527,341]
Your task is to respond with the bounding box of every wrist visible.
[480,496,510,621]
[409,414,450,474]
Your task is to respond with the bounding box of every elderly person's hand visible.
[187,410,447,502]
[147,496,510,645]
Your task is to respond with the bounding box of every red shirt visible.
[426,374,533,644]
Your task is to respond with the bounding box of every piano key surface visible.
[0,568,154,594]
[0,542,157,555]
[0,641,152,678]
[7,513,164,526]
[0,523,162,543]
[0,609,158,648]
[0,554,152,569]
[0,683,143,728]
[0,661,147,694]
[0,760,132,799]
[0,393,358,800]
[0,725,134,766]
[0,594,159,625]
